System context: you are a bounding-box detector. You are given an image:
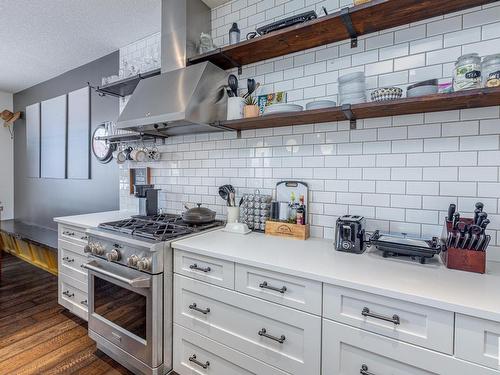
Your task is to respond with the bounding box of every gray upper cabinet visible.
[41,94,67,179]
[26,103,41,178]
[67,87,90,179]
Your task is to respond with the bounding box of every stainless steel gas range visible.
[83,214,223,375]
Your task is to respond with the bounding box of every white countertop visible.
[173,230,500,322]
[53,210,137,228]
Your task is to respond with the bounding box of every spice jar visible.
[453,53,482,91]
[482,54,500,88]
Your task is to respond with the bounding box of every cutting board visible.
[276,180,308,205]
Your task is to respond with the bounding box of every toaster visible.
[335,215,366,254]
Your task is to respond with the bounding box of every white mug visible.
[227,206,240,223]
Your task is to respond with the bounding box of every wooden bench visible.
[0,220,58,276]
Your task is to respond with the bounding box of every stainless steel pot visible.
[182,203,216,224]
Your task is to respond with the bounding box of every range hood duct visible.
[116,0,228,136]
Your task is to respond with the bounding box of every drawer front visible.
[323,284,454,354]
[59,240,88,284]
[174,274,321,375]
[323,319,499,375]
[59,224,89,245]
[235,264,322,315]
[58,273,88,321]
[173,324,288,375]
[174,250,235,289]
[456,314,500,370]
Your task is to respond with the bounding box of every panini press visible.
[369,230,442,264]
[247,10,317,38]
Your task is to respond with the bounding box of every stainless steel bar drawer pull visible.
[360,364,376,375]
[189,354,209,369]
[258,328,286,343]
[189,303,210,314]
[189,263,211,273]
[362,307,400,325]
[259,281,287,294]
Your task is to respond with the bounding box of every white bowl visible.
[407,85,438,98]
[223,222,251,234]
[338,71,365,84]
[306,100,337,110]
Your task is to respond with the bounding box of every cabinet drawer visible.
[235,264,322,315]
[59,224,89,245]
[174,250,235,289]
[456,314,500,370]
[173,324,288,375]
[58,273,88,321]
[59,239,88,284]
[322,319,499,375]
[323,284,454,354]
[174,274,321,375]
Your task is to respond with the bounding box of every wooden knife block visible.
[440,219,486,274]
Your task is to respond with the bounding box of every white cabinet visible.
[173,324,288,375]
[57,223,89,321]
[235,263,322,315]
[174,274,321,374]
[322,319,499,375]
[174,250,235,289]
[455,314,500,370]
[323,284,454,354]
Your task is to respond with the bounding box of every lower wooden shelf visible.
[218,87,500,131]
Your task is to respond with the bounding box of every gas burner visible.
[98,214,224,242]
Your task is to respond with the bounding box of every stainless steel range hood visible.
[117,0,228,136]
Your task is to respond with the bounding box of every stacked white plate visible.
[338,72,366,105]
[306,100,337,110]
[263,103,303,115]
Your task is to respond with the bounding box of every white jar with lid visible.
[482,54,500,87]
[453,53,482,91]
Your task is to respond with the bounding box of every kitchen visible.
[1,0,500,374]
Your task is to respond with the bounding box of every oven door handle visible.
[83,261,151,288]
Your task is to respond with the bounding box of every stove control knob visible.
[127,254,139,267]
[106,249,120,262]
[137,257,152,271]
[93,243,105,256]
[84,244,93,253]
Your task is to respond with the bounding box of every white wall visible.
[118,1,500,261]
[0,91,14,220]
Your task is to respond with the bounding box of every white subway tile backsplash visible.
[118,1,500,240]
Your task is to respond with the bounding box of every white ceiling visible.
[0,0,230,93]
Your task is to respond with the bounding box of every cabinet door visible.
[67,87,90,179]
[41,94,67,179]
[26,102,41,178]
[322,319,499,375]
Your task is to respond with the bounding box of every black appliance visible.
[247,10,317,39]
[369,231,442,264]
[134,184,159,217]
[335,215,366,254]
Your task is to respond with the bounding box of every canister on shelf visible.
[453,53,482,91]
[482,54,500,88]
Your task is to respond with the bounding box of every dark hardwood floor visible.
[0,252,134,375]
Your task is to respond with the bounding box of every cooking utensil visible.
[243,79,256,99]
[447,204,456,222]
[475,202,484,211]
[228,74,238,97]
[476,212,487,226]
[182,203,216,224]
[239,197,244,207]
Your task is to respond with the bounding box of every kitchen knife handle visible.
[447,204,456,222]
[453,212,460,229]
[475,202,484,212]
[477,212,487,226]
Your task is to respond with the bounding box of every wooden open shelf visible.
[217,87,500,131]
[95,68,161,97]
[188,0,497,70]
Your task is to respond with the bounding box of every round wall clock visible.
[91,124,115,163]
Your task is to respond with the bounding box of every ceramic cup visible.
[227,206,240,223]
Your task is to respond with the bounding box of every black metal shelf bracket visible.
[340,7,358,48]
[221,51,243,75]
[341,104,357,129]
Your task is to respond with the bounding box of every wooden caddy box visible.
[265,221,310,240]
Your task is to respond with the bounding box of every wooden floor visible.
[0,252,134,375]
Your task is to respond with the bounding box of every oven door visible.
[85,259,163,368]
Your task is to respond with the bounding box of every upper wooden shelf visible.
[188,0,497,70]
[217,87,500,131]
